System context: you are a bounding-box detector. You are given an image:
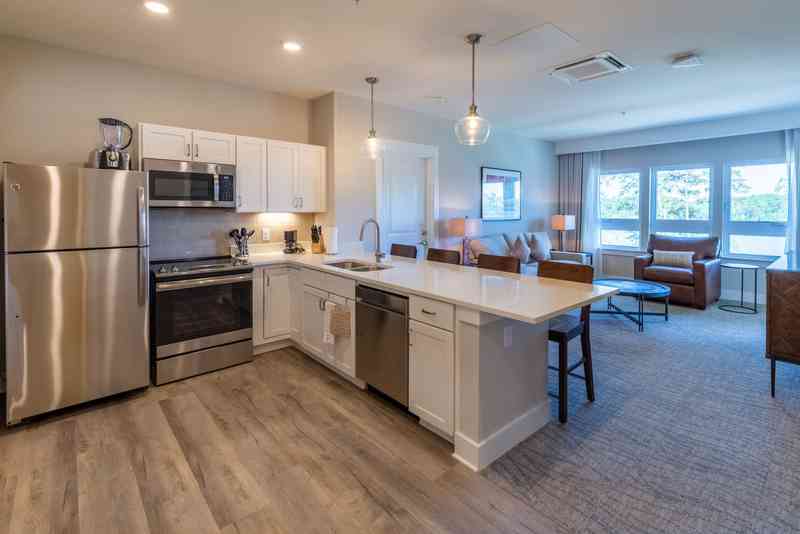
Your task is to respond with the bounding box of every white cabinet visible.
[267,140,326,213]
[409,319,454,436]
[267,140,298,212]
[193,129,236,165]
[235,136,267,212]
[253,266,292,346]
[296,144,326,212]
[139,123,235,164]
[301,285,327,358]
[289,268,302,338]
[327,293,356,377]
[140,123,193,161]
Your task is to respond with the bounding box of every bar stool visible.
[426,248,461,265]
[390,244,418,259]
[477,254,521,274]
[537,260,596,423]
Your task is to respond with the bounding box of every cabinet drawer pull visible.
[194,143,199,158]
[421,309,437,316]
[186,143,191,158]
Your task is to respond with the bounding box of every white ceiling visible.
[3,0,800,141]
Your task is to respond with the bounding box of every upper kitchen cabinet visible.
[193,130,236,165]
[235,136,267,212]
[139,123,236,165]
[267,140,326,213]
[140,123,193,161]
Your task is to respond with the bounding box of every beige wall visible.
[317,93,557,248]
[0,35,314,259]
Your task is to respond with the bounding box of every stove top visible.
[151,256,253,278]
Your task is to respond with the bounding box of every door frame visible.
[374,140,439,253]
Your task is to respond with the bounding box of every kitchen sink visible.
[326,260,393,272]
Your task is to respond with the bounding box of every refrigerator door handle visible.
[138,247,148,305]
[137,186,147,246]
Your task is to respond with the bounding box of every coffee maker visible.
[89,118,133,170]
[283,229,304,254]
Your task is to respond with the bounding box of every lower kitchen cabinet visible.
[301,285,327,358]
[327,293,356,377]
[253,266,292,346]
[409,319,454,436]
[289,267,302,338]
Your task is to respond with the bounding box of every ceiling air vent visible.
[551,52,631,84]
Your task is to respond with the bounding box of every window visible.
[598,171,640,248]
[651,166,712,236]
[724,162,788,257]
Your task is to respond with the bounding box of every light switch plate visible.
[261,227,271,241]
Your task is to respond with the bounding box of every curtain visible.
[786,129,800,254]
[557,151,603,252]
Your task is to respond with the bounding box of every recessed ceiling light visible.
[144,1,170,14]
[282,41,303,53]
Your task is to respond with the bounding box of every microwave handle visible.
[213,174,220,202]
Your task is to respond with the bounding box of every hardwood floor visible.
[0,348,559,534]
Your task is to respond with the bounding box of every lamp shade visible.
[551,214,576,232]
[448,217,482,237]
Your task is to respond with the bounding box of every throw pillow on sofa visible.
[652,249,694,269]
[509,237,531,263]
[526,232,552,262]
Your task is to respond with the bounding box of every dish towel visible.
[323,300,335,345]
[330,304,351,338]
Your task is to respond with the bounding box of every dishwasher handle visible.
[356,298,408,318]
[356,285,408,315]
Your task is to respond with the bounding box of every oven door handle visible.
[156,273,252,292]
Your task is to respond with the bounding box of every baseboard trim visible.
[452,399,550,472]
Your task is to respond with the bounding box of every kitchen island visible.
[246,249,617,470]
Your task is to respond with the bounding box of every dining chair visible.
[477,254,521,274]
[390,243,418,259]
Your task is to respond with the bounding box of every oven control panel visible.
[218,174,235,202]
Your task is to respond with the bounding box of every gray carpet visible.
[485,299,800,534]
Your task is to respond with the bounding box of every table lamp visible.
[448,217,482,264]
[551,214,575,251]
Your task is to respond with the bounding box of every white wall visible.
[555,106,800,155]
[317,93,557,248]
[0,35,315,259]
[595,131,786,304]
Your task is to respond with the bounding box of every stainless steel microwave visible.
[143,159,236,208]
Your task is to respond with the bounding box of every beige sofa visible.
[465,232,591,275]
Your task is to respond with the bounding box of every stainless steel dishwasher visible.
[356,285,409,406]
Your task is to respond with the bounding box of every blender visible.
[89,118,133,170]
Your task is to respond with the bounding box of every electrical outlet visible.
[503,325,513,348]
[261,227,271,241]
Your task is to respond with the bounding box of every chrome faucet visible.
[359,218,385,263]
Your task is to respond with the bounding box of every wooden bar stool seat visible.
[426,248,461,265]
[537,260,596,424]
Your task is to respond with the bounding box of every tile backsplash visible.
[149,208,314,260]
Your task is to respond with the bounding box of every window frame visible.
[649,163,715,237]
[722,158,788,260]
[597,168,643,250]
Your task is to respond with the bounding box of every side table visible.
[719,263,759,314]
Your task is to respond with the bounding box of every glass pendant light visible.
[363,76,384,160]
[455,34,491,146]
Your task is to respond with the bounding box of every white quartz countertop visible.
[245,251,618,326]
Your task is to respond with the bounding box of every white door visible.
[409,319,454,436]
[140,123,193,161]
[377,143,436,254]
[235,136,267,212]
[296,144,326,212]
[265,268,292,338]
[301,285,327,358]
[267,140,298,212]
[193,129,236,164]
[327,294,356,378]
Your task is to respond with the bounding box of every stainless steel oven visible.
[151,258,253,384]
[144,158,236,208]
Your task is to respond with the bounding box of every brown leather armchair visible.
[634,234,721,309]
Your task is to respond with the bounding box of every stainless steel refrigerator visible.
[2,163,150,424]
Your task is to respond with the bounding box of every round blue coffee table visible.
[591,278,671,332]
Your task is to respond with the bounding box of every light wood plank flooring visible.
[0,347,559,534]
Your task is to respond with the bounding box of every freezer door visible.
[5,247,149,423]
[3,163,148,252]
